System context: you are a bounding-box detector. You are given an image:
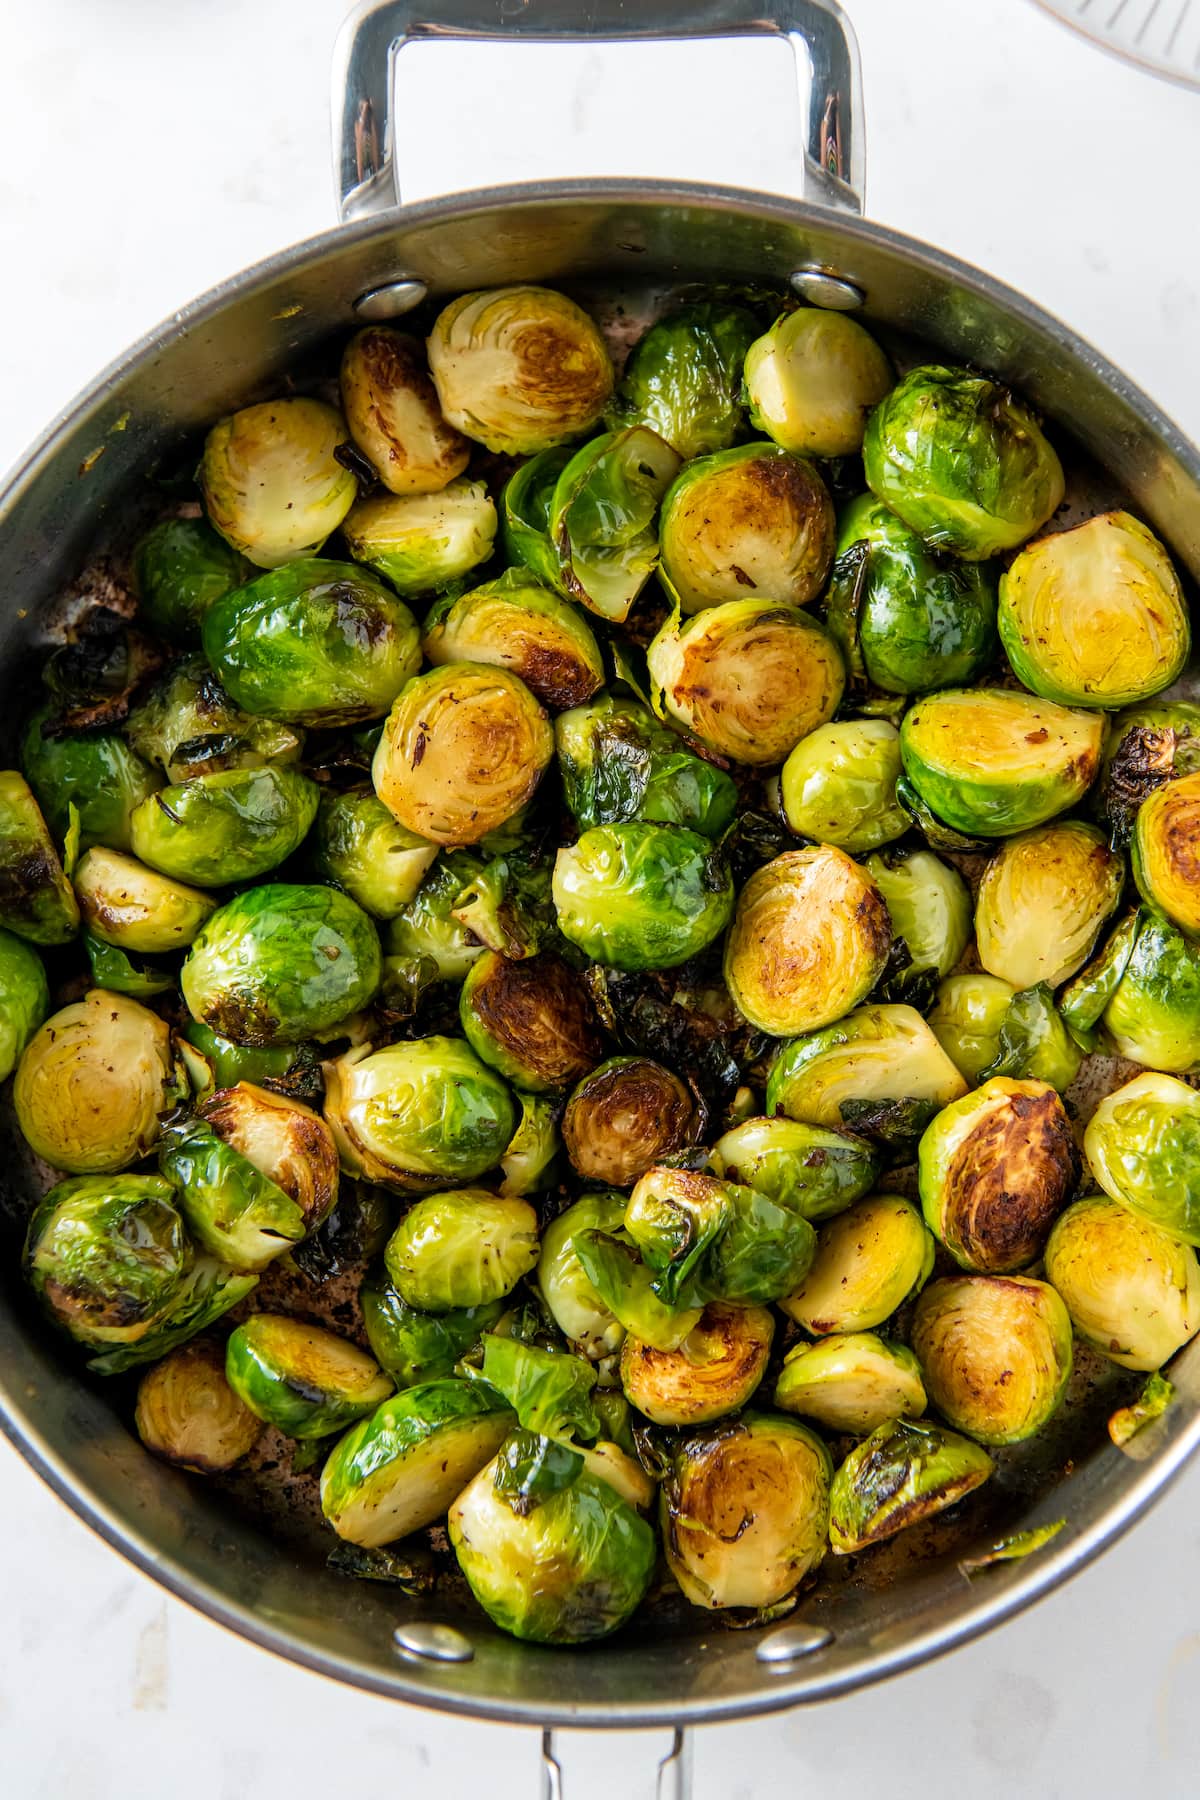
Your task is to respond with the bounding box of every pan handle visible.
[540,1727,692,1800]
[332,0,864,220]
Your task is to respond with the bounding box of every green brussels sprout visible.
[340,325,470,494]
[900,687,1105,838]
[324,1037,516,1191]
[766,1003,968,1136]
[74,847,217,952]
[555,693,737,839]
[977,983,1083,1093]
[15,990,178,1172]
[553,821,733,972]
[1109,1371,1175,1449]
[0,771,79,944]
[225,1315,393,1438]
[0,928,48,1082]
[724,847,890,1037]
[1057,913,1139,1051]
[360,1270,503,1387]
[779,719,908,853]
[1084,1071,1200,1244]
[928,973,1016,1082]
[864,848,972,991]
[710,1116,880,1223]
[386,851,488,983]
[572,1230,702,1353]
[745,308,892,456]
[998,512,1189,708]
[500,446,574,589]
[423,568,604,709]
[443,836,554,960]
[562,1055,701,1187]
[625,1165,817,1308]
[1132,770,1200,938]
[829,1419,994,1554]
[775,1332,927,1435]
[500,1097,559,1200]
[313,788,437,920]
[608,301,759,458]
[547,426,681,623]
[93,1261,259,1377]
[459,949,602,1095]
[780,1193,934,1334]
[197,1079,338,1232]
[124,654,305,782]
[647,598,844,765]
[975,820,1124,992]
[181,1020,315,1095]
[158,1115,305,1271]
[135,1338,264,1473]
[658,443,835,615]
[862,365,1064,560]
[919,1077,1077,1274]
[449,1442,655,1643]
[343,480,497,596]
[825,493,998,695]
[22,707,161,851]
[481,1336,601,1442]
[129,764,318,888]
[84,935,174,1000]
[382,1188,539,1311]
[620,1299,774,1425]
[661,1413,832,1611]
[181,884,381,1046]
[912,1274,1073,1445]
[25,1173,190,1352]
[373,663,553,847]
[131,516,251,643]
[1101,910,1200,1072]
[201,397,357,568]
[1044,1196,1200,1372]
[203,559,421,729]
[1097,700,1200,844]
[537,1193,629,1359]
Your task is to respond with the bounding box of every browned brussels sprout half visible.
[912,1275,1073,1445]
[829,1419,994,1554]
[0,771,79,945]
[975,821,1123,992]
[197,1081,339,1238]
[562,1056,701,1188]
[135,1338,264,1473]
[459,949,603,1095]
[1044,1196,1200,1372]
[340,326,470,494]
[620,1301,774,1425]
[422,570,604,710]
[780,1194,934,1335]
[1133,771,1200,938]
[201,398,357,568]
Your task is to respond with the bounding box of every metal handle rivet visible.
[756,1622,835,1665]
[354,278,429,320]
[790,268,866,311]
[393,1621,474,1663]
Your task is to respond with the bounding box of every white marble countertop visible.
[2,3,1199,1795]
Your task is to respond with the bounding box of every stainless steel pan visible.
[2,0,1200,1785]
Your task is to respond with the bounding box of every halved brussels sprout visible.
[767,1003,968,1134]
[360,1269,502,1387]
[745,309,892,457]
[1084,1071,1200,1244]
[74,847,217,952]
[340,325,470,494]
[384,1187,538,1313]
[553,822,733,972]
[129,765,318,889]
[0,929,48,1081]
[182,884,381,1046]
[0,771,79,944]
[899,688,1105,837]
[159,1114,307,1270]
[661,1413,832,1611]
[547,426,681,623]
[427,285,613,454]
[459,949,602,1095]
[1133,771,1200,938]
[226,1315,393,1438]
[15,991,177,1173]
[499,1093,559,1197]
[779,719,908,853]
[1097,700,1200,845]
[373,663,553,847]
[201,398,357,568]
[710,1116,880,1223]
[313,788,437,920]
[197,1080,339,1235]
[537,1192,628,1359]
[386,851,487,984]
[1045,1195,1200,1371]
[724,847,890,1037]
[998,512,1189,708]
[620,1300,774,1425]
[779,1194,934,1334]
[131,516,250,644]
[135,1338,264,1473]
[343,480,497,596]
[864,849,972,990]
[647,598,844,765]
[977,983,1083,1093]
[928,973,1016,1082]
[22,708,161,851]
[561,1055,700,1188]
[555,693,738,840]
[123,653,305,781]
[975,820,1124,991]
[775,1333,927,1435]
[657,443,835,614]
[1101,910,1200,1072]
[500,445,573,589]
[829,1419,994,1554]
[24,1174,189,1351]
[919,1077,1077,1274]
[423,569,604,709]
[572,1230,702,1353]
[608,301,759,459]
[825,493,997,695]
[626,1165,817,1308]
[325,1037,516,1193]
[863,365,1064,560]
[913,1275,1073,1446]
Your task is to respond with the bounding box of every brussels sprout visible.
[779,720,908,853]
[383,1188,539,1312]
[373,664,553,847]
[624,1166,808,1308]
[562,1055,701,1187]
[767,1003,968,1136]
[449,1443,655,1642]
[124,654,305,782]
[25,1173,189,1351]
[1101,910,1200,1072]
[658,443,835,615]
[0,929,48,1082]
[572,1230,702,1353]
[825,493,998,694]
[1084,1071,1200,1244]
[661,1413,832,1611]
[340,325,470,493]
[481,1336,601,1442]
[201,397,357,568]
[129,764,319,889]
[158,1114,307,1270]
[181,1020,315,1096]
[724,847,890,1037]
[325,1037,516,1192]
[780,1194,934,1334]
[647,598,844,765]
[1133,771,1200,938]
[775,1333,927,1435]
[999,512,1189,708]
[978,984,1084,1093]
[343,480,497,596]
[131,516,251,643]
[0,771,79,944]
[324,1377,516,1546]
[360,1269,502,1387]
[548,426,681,623]
[537,1193,628,1358]
[427,285,613,454]
[829,1419,994,1554]
[710,1116,880,1223]
[1097,700,1200,844]
[555,693,738,840]
[313,788,437,920]
[386,851,487,983]
[864,849,972,991]
[1109,1372,1174,1449]
[899,688,1105,837]
[553,822,733,972]
[84,934,174,1000]
[919,1077,1077,1275]
[928,973,1016,1082]
[225,1315,393,1439]
[499,1093,559,1197]
[15,991,177,1173]
[197,1080,339,1237]
[135,1339,264,1473]
[423,569,604,709]
[1044,1195,1200,1372]
[578,1438,656,1512]
[912,1275,1073,1446]
[445,837,554,962]
[459,950,602,1095]
[182,884,381,1046]
[500,446,574,589]
[975,820,1123,992]
[93,1261,260,1376]
[74,847,217,952]
[621,1300,773,1425]
[608,302,759,459]
[863,365,1064,560]
[21,708,161,852]
[745,308,892,457]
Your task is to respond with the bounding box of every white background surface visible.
[1,3,1199,1795]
